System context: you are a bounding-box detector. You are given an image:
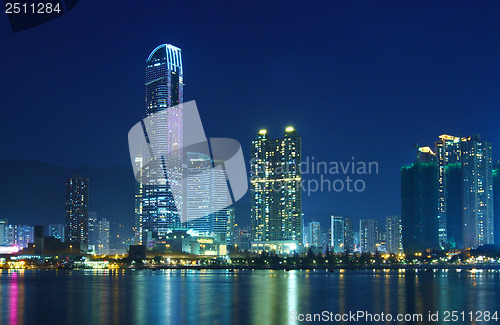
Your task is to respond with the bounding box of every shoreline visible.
[3,264,500,271]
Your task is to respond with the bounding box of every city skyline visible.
[4,4,500,325]
[4,2,500,229]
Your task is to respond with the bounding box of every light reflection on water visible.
[1,269,500,324]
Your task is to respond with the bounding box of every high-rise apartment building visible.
[331,216,344,253]
[65,176,89,245]
[0,219,7,246]
[493,163,500,246]
[435,134,462,247]
[385,215,403,254]
[401,147,440,254]
[250,127,302,245]
[461,134,494,248]
[343,217,354,252]
[97,218,110,255]
[308,221,321,247]
[88,212,98,251]
[412,134,495,250]
[359,219,378,254]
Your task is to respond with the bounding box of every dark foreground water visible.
[1,269,500,324]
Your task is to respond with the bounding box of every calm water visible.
[1,269,500,324]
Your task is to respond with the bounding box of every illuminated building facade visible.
[0,219,7,246]
[493,164,500,245]
[211,206,235,248]
[186,152,212,234]
[359,219,378,254]
[385,215,403,254]
[65,176,89,245]
[185,153,235,248]
[6,224,34,249]
[308,221,321,247]
[434,134,461,248]
[343,217,354,252]
[48,224,65,242]
[97,218,110,255]
[412,134,494,249]
[461,134,494,248]
[135,44,183,244]
[88,212,98,252]
[250,127,302,250]
[331,216,344,253]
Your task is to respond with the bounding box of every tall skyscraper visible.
[97,218,110,255]
[65,176,89,245]
[435,134,462,247]
[48,224,65,242]
[135,44,183,244]
[401,147,440,254]
[250,127,302,244]
[308,221,321,247]
[385,215,403,254]
[331,216,344,253]
[359,219,378,254]
[461,134,494,248]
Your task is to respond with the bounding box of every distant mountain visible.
[0,158,252,244]
[0,159,136,237]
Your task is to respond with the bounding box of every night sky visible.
[2,1,500,227]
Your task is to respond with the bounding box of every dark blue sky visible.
[2,1,500,226]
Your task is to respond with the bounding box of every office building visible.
[250,127,302,251]
[186,152,212,234]
[135,44,184,244]
[65,176,89,245]
[211,206,235,248]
